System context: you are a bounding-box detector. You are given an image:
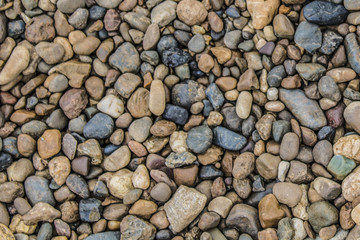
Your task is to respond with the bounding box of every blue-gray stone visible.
[89,5,106,20]
[242,115,256,137]
[25,176,56,206]
[0,152,12,171]
[221,106,242,132]
[317,126,335,141]
[199,165,224,179]
[226,7,240,18]
[304,1,348,25]
[93,180,109,198]
[186,125,213,154]
[162,48,192,67]
[66,174,90,199]
[345,33,360,74]
[157,35,178,54]
[104,144,120,155]
[156,230,173,240]
[83,113,114,139]
[163,104,189,125]
[171,80,205,109]
[205,83,224,110]
[279,88,327,130]
[277,217,294,240]
[343,87,360,101]
[79,198,103,222]
[294,21,322,53]
[213,126,247,151]
[202,100,213,117]
[272,120,291,142]
[109,42,140,73]
[8,20,25,38]
[85,232,120,240]
[3,137,20,158]
[267,65,286,87]
[37,223,53,240]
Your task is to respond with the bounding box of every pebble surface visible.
[0,0,359,239]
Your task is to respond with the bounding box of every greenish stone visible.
[327,155,356,180]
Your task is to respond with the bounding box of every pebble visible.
[308,201,338,232]
[162,48,192,68]
[277,217,294,240]
[25,15,55,44]
[247,0,279,30]
[280,132,299,160]
[66,174,90,199]
[83,113,114,140]
[272,182,302,207]
[48,156,71,186]
[0,152,12,171]
[279,89,326,130]
[226,204,260,239]
[327,155,355,180]
[163,104,189,125]
[258,194,285,228]
[176,0,208,26]
[120,215,156,239]
[256,153,281,180]
[149,80,166,116]
[236,91,252,119]
[59,88,88,119]
[79,198,102,222]
[313,177,341,200]
[0,46,29,85]
[273,14,294,39]
[22,202,61,225]
[186,125,213,154]
[344,102,360,134]
[213,126,247,151]
[37,129,61,159]
[294,21,322,53]
[333,135,360,161]
[109,42,140,73]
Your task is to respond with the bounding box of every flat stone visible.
[327,155,356,180]
[273,182,302,207]
[213,126,247,151]
[303,1,348,25]
[164,186,206,232]
[279,88,326,130]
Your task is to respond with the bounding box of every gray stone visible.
[213,126,247,151]
[308,201,338,232]
[294,21,322,53]
[186,125,213,154]
[25,176,56,206]
[109,42,140,73]
[344,33,360,74]
[83,113,114,140]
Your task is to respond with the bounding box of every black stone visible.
[3,137,20,158]
[304,1,348,25]
[189,61,205,78]
[93,180,109,198]
[83,113,114,140]
[0,152,12,172]
[161,48,192,68]
[163,104,189,125]
[242,115,256,137]
[186,125,213,154]
[317,126,336,141]
[79,198,103,222]
[211,28,225,41]
[267,65,286,87]
[66,174,90,199]
[213,126,247,151]
[156,230,173,240]
[199,165,224,180]
[320,30,343,55]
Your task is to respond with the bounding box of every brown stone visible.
[150,120,176,137]
[208,12,223,32]
[215,77,237,91]
[333,135,360,161]
[129,200,157,218]
[10,110,36,125]
[197,145,223,165]
[22,202,61,225]
[176,0,208,26]
[210,47,232,64]
[198,54,214,73]
[237,68,259,91]
[17,134,36,157]
[37,129,62,159]
[340,202,355,230]
[259,194,285,228]
[59,88,88,119]
[25,15,55,44]
[258,228,278,240]
[232,152,255,179]
[247,0,280,29]
[49,156,71,186]
[127,88,151,118]
[174,165,198,186]
[60,201,79,223]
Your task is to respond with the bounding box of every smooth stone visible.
[22,202,61,225]
[342,165,360,201]
[345,0,360,10]
[318,76,341,102]
[303,1,348,25]
[188,34,205,53]
[0,46,30,85]
[151,0,177,27]
[308,201,338,232]
[267,65,286,87]
[66,174,90,199]
[256,153,281,180]
[128,117,152,143]
[186,125,213,154]
[296,63,326,82]
[165,151,196,168]
[280,132,300,161]
[232,152,255,179]
[149,80,166,116]
[313,177,341,200]
[258,194,285,228]
[344,33,360,74]
[0,153,12,172]
[294,21,322,53]
[279,88,327,130]
[164,186,206,232]
[205,83,224,110]
[83,113,114,140]
[24,176,55,206]
[273,182,302,207]
[236,91,252,119]
[57,0,85,14]
[213,126,247,151]
[272,120,290,142]
[277,217,294,240]
[176,0,208,26]
[273,14,295,39]
[344,102,360,134]
[84,232,120,240]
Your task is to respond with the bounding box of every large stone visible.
[279,88,326,130]
[176,0,208,26]
[0,46,30,85]
[303,1,348,25]
[258,194,285,228]
[327,155,356,180]
[164,186,206,232]
[333,135,360,161]
[25,176,56,206]
[247,0,280,29]
[213,126,247,151]
[344,102,360,134]
[120,215,156,240]
[22,202,61,225]
[342,166,360,201]
[37,129,62,159]
[308,201,338,232]
[294,21,322,53]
